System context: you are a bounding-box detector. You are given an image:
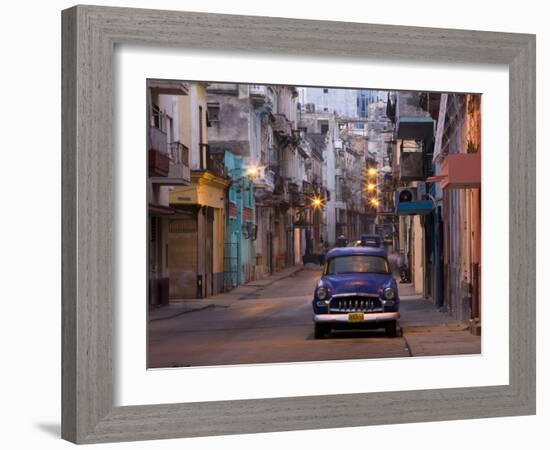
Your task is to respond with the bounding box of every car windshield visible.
[325,255,390,275]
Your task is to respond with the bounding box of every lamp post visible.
[226,164,261,184]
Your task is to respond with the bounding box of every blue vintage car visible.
[312,246,399,339]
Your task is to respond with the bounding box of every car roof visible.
[360,234,381,239]
[326,246,387,259]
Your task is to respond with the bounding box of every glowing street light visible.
[311,197,323,208]
[366,183,376,192]
[370,198,380,207]
[367,167,378,177]
[245,166,260,178]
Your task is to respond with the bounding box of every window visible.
[244,182,253,208]
[199,106,204,144]
[229,185,237,203]
[325,255,390,275]
[151,104,164,130]
[323,88,329,94]
[320,124,329,134]
[207,102,220,123]
[166,115,174,142]
[150,217,158,242]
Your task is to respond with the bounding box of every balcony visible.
[253,168,275,193]
[149,126,169,177]
[147,79,189,96]
[167,142,191,183]
[334,167,345,177]
[148,126,191,184]
[206,83,239,95]
[302,181,314,196]
[272,114,293,137]
[249,85,274,109]
[439,152,481,189]
[149,148,170,177]
[150,126,167,153]
[199,143,226,179]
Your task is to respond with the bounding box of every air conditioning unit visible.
[394,184,435,216]
[394,187,417,207]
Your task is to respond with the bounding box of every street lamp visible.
[227,165,261,182]
[311,196,323,209]
[367,167,378,177]
[245,165,260,178]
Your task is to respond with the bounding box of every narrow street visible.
[146,83,483,369]
[148,264,480,368]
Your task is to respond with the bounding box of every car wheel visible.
[314,323,328,339]
[385,321,397,338]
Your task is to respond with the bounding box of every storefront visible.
[168,171,230,299]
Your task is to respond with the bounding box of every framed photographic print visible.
[62,5,536,444]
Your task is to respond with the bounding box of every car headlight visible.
[384,287,395,300]
[316,287,328,300]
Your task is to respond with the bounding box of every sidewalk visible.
[149,265,304,322]
[398,283,481,357]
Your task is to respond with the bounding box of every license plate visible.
[348,313,364,322]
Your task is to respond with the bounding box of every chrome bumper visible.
[313,312,400,323]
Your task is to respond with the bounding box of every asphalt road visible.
[148,267,413,368]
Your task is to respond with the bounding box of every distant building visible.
[357,90,388,118]
[298,109,337,246]
[299,87,358,118]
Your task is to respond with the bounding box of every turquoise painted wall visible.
[224,151,256,286]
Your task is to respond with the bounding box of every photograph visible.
[1,0,543,446]
[146,81,482,368]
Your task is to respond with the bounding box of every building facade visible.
[168,82,229,299]
[147,80,191,305]
[389,91,481,334]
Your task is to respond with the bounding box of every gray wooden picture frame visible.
[61,4,536,444]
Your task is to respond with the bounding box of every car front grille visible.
[329,296,383,313]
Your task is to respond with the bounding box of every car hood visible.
[322,273,394,295]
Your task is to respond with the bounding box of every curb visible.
[149,304,216,322]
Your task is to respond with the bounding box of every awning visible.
[148,79,189,95]
[395,200,435,216]
[148,203,177,216]
[426,153,481,189]
[396,116,435,140]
